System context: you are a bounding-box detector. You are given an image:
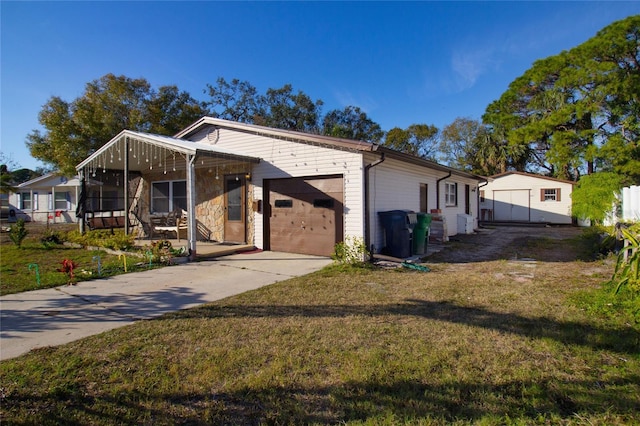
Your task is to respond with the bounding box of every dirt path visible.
[426,225,586,263]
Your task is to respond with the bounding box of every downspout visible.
[435,171,452,211]
[78,169,86,234]
[364,152,385,258]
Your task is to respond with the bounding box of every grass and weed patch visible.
[2,235,640,424]
[0,223,173,295]
[0,237,156,296]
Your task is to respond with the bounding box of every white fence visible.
[622,185,640,222]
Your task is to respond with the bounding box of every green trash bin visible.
[412,213,432,255]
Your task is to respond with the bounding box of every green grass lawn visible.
[0,241,151,295]
[1,233,639,424]
[0,223,161,295]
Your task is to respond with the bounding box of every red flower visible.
[58,259,79,283]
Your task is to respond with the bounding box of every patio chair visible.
[154,209,188,241]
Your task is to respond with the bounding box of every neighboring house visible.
[76,117,484,257]
[7,173,114,224]
[8,173,82,223]
[479,171,575,225]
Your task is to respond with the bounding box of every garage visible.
[265,175,344,256]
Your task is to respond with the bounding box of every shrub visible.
[8,219,28,248]
[332,236,369,266]
[40,229,65,248]
[572,172,622,224]
[64,229,136,251]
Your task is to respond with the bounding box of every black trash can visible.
[413,213,432,255]
[378,210,417,258]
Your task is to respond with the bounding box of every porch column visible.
[51,185,56,223]
[186,154,197,259]
[78,169,86,233]
[124,137,130,235]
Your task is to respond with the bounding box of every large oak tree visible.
[27,74,207,176]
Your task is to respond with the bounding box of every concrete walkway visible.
[0,251,332,361]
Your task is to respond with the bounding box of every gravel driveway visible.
[426,225,586,263]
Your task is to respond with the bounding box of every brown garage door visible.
[266,175,344,256]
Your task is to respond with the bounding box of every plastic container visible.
[412,213,432,255]
[378,210,416,258]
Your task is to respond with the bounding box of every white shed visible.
[480,171,575,225]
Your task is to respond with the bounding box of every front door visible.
[224,176,246,243]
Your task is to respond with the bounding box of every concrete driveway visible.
[0,251,332,361]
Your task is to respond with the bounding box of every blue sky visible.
[2,1,639,171]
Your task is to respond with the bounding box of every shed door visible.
[493,190,530,222]
[266,176,344,256]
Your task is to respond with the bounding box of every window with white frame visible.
[541,188,560,202]
[20,192,32,210]
[151,180,187,213]
[445,182,457,207]
[54,192,69,210]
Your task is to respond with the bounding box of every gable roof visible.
[76,130,261,173]
[488,171,577,185]
[176,117,484,181]
[175,117,376,152]
[16,173,85,189]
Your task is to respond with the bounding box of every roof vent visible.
[207,127,219,144]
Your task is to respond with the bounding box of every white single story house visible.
[8,173,83,223]
[76,117,484,258]
[7,173,122,224]
[479,171,576,224]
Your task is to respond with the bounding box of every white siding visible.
[9,175,80,223]
[480,173,574,224]
[192,128,365,249]
[365,154,480,253]
[622,185,640,222]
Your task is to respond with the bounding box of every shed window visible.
[445,182,457,207]
[541,188,561,202]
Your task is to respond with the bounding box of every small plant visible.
[40,229,64,249]
[8,218,28,248]
[609,226,640,296]
[57,259,79,285]
[148,240,174,264]
[605,226,640,323]
[332,236,369,266]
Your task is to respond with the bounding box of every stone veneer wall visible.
[135,164,254,244]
